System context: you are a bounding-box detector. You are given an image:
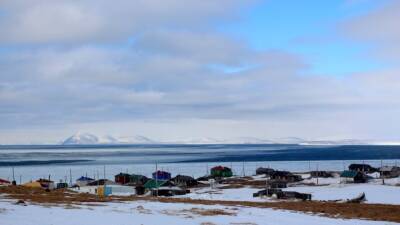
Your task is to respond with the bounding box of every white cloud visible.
[1,0,400,143]
[0,0,253,44]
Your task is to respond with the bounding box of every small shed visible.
[379,166,400,178]
[267,180,287,188]
[152,170,171,181]
[340,170,366,183]
[151,186,187,197]
[36,179,55,189]
[348,164,377,173]
[115,173,131,185]
[310,171,332,178]
[76,176,95,187]
[256,167,275,176]
[270,171,302,182]
[135,185,146,195]
[171,175,198,187]
[211,166,233,178]
[56,182,68,189]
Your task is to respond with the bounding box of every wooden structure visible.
[379,166,400,178]
[256,167,275,176]
[340,170,366,183]
[348,164,377,173]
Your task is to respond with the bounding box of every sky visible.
[0,0,400,144]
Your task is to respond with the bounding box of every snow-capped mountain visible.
[62,132,99,145]
[175,137,273,144]
[62,133,155,145]
[117,135,155,144]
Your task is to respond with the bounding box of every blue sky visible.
[0,0,400,144]
[220,0,387,76]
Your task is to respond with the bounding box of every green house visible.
[211,166,233,178]
[143,179,174,189]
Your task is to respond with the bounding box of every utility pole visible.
[155,162,158,197]
[69,169,72,186]
[242,162,245,177]
[12,167,15,184]
[381,160,384,185]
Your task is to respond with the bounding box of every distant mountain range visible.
[61,132,392,145]
[61,132,156,145]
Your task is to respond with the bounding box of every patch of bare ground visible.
[135,205,152,214]
[229,223,258,225]
[2,186,400,223]
[184,207,236,216]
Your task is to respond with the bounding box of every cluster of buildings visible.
[0,165,234,197]
[1,163,399,201]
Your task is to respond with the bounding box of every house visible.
[340,170,366,183]
[270,171,302,182]
[253,188,311,200]
[310,171,333,178]
[0,178,11,186]
[87,179,116,186]
[211,166,233,178]
[348,164,377,173]
[143,179,175,189]
[98,185,135,197]
[76,176,95,187]
[36,179,55,189]
[151,186,187,197]
[256,167,275,176]
[170,175,198,187]
[127,174,149,186]
[152,170,171,181]
[379,166,400,178]
[115,173,131,185]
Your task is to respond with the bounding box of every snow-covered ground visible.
[182,186,266,202]
[287,182,400,205]
[179,175,400,205]
[0,198,397,225]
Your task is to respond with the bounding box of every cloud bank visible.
[0,0,399,143]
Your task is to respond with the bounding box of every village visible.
[1,162,400,202]
[1,162,400,224]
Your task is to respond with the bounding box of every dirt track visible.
[1,186,400,223]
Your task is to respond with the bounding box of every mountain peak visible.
[62,132,99,145]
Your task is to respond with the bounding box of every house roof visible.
[37,178,54,183]
[340,170,358,178]
[152,170,171,175]
[144,179,168,189]
[172,175,195,180]
[77,176,95,181]
[211,166,231,171]
[0,178,10,184]
[115,173,131,177]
